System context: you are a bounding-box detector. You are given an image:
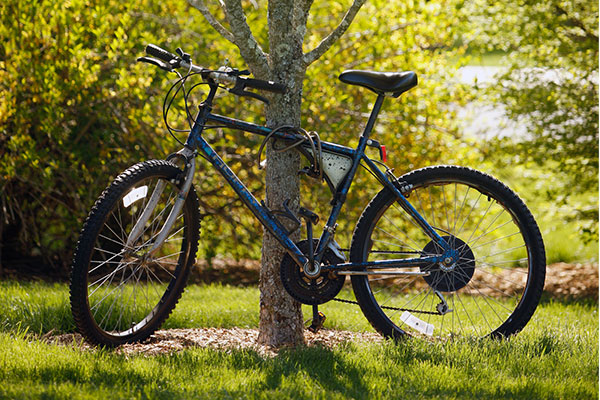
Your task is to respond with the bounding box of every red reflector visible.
[381,145,387,163]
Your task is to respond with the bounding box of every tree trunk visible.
[190,0,366,348]
[257,1,307,347]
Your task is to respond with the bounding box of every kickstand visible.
[308,304,326,333]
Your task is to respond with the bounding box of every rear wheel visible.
[350,166,545,339]
[70,160,200,347]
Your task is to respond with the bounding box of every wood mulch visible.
[47,328,384,357]
[542,262,598,299]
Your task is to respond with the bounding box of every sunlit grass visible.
[0,280,597,399]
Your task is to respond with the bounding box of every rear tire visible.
[70,160,200,347]
[350,166,545,339]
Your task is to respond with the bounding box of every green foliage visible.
[0,0,255,270]
[0,0,472,269]
[0,0,170,270]
[465,0,599,239]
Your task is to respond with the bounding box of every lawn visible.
[0,281,597,399]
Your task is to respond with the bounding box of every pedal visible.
[308,311,326,333]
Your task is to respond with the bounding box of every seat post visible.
[360,93,385,139]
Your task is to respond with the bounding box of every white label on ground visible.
[400,311,434,336]
[123,186,148,208]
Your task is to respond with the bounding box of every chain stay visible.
[333,248,439,314]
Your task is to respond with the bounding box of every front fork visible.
[125,147,196,254]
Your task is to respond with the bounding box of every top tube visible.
[205,113,357,158]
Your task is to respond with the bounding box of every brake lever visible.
[232,89,270,104]
[175,48,191,63]
[137,56,173,72]
[229,79,269,104]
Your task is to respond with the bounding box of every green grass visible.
[0,281,597,399]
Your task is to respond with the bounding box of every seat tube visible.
[316,94,387,257]
[360,94,385,140]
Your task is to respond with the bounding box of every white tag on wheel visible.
[123,186,148,208]
[400,311,434,336]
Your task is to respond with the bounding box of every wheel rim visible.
[362,178,533,338]
[86,175,189,337]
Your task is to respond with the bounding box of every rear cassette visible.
[280,240,345,305]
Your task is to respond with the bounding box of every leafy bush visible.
[0,0,469,274]
[466,0,599,239]
[0,0,195,272]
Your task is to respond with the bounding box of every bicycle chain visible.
[332,297,442,315]
[334,248,440,315]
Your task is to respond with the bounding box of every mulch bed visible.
[47,328,384,357]
[542,262,598,299]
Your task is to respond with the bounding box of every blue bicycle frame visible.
[184,85,450,272]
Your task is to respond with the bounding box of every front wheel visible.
[350,166,545,340]
[70,160,200,347]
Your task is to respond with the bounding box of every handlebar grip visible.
[145,44,179,63]
[243,78,287,94]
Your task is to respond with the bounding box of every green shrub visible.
[0,0,469,273]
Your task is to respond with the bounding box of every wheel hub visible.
[420,235,475,292]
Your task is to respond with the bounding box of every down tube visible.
[361,157,447,249]
[194,136,308,267]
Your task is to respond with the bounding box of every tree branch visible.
[302,0,367,66]
[221,0,270,78]
[294,0,314,20]
[187,0,236,44]
[555,5,599,42]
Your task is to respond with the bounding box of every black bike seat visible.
[338,70,417,97]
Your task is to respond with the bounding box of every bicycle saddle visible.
[338,70,417,97]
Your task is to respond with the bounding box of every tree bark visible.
[256,0,307,347]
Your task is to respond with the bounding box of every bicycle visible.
[70,44,546,347]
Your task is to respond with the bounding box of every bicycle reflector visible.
[381,145,387,163]
[367,139,387,163]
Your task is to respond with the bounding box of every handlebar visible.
[145,44,179,64]
[141,44,287,99]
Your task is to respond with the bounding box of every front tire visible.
[70,160,200,347]
[350,166,545,340]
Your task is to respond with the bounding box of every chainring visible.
[280,240,346,305]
